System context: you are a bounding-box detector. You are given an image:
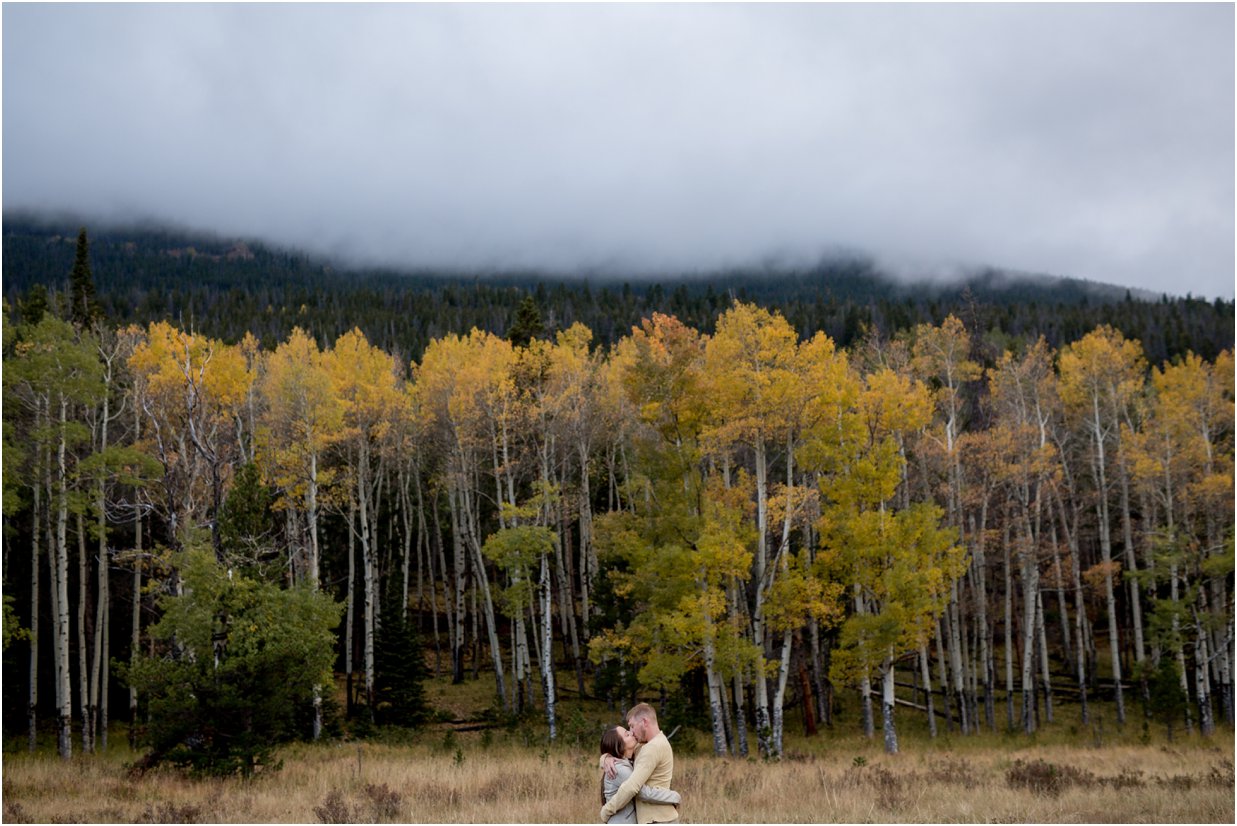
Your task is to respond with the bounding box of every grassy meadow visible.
[3,670,1233,823]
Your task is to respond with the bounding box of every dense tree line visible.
[2,229,1232,771]
[5,216,1232,368]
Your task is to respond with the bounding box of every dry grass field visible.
[2,728,1232,823]
[4,670,1233,822]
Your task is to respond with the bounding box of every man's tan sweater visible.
[599,732,676,824]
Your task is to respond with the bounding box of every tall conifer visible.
[508,295,543,348]
[69,228,99,329]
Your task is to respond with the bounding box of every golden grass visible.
[3,731,1232,823]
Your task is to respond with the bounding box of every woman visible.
[598,725,680,824]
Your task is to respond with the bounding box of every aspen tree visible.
[593,313,759,754]
[325,329,402,719]
[8,316,104,758]
[256,327,344,737]
[958,428,1004,730]
[76,326,154,751]
[515,335,573,723]
[596,344,641,516]
[128,322,251,550]
[3,310,42,752]
[1130,351,1234,730]
[987,339,1059,732]
[590,477,758,756]
[1060,326,1146,725]
[413,337,469,683]
[1046,401,1093,724]
[415,331,512,706]
[118,323,154,750]
[702,301,801,757]
[391,391,429,621]
[483,520,558,732]
[765,328,854,755]
[814,365,964,753]
[545,323,603,693]
[257,327,343,587]
[29,433,43,751]
[911,315,982,733]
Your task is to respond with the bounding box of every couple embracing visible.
[597,703,680,824]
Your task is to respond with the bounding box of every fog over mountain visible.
[3,3,1233,298]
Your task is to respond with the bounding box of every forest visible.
[4,214,1233,368]
[1,227,1233,774]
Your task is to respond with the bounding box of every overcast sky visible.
[4,3,1233,298]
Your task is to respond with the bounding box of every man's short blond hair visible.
[626,702,657,725]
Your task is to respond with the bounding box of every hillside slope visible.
[4,213,1231,364]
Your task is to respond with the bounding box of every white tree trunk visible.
[399,468,411,612]
[578,442,595,634]
[1020,524,1039,734]
[1054,488,1090,724]
[345,497,356,707]
[308,449,323,740]
[55,396,73,760]
[308,451,321,588]
[919,645,937,738]
[460,479,508,708]
[90,526,108,750]
[77,512,92,753]
[452,482,470,684]
[1049,524,1072,662]
[129,506,141,750]
[540,553,557,741]
[1036,589,1054,724]
[752,604,772,755]
[754,438,768,590]
[513,568,528,711]
[1170,563,1192,733]
[28,449,42,753]
[947,583,969,734]
[100,582,110,751]
[771,628,793,758]
[859,672,874,739]
[89,380,112,752]
[1090,402,1125,724]
[1118,466,1145,666]
[751,437,774,757]
[703,622,727,756]
[881,657,899,754]
[1194,609,1215,737]
[1003,527,1015,730]
[971,507,994,731]
[358,446,376,717]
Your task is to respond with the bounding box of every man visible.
[599,703,677,824]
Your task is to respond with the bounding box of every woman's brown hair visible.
[599,725,625,804]
[600,726,625,758]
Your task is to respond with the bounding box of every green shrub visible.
[121,548,342,777]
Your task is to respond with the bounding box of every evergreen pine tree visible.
[122,548,342,777]
[69,228,99,328]
[373,609,430,728]
[217,462,280,579]
[1146,657,1189,741]
[507,294,543,348]
[21,284,49,326]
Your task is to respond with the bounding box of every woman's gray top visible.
[603,758,681,824]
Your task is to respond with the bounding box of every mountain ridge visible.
[2,210,1166,300]
[3,211,1229,367]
